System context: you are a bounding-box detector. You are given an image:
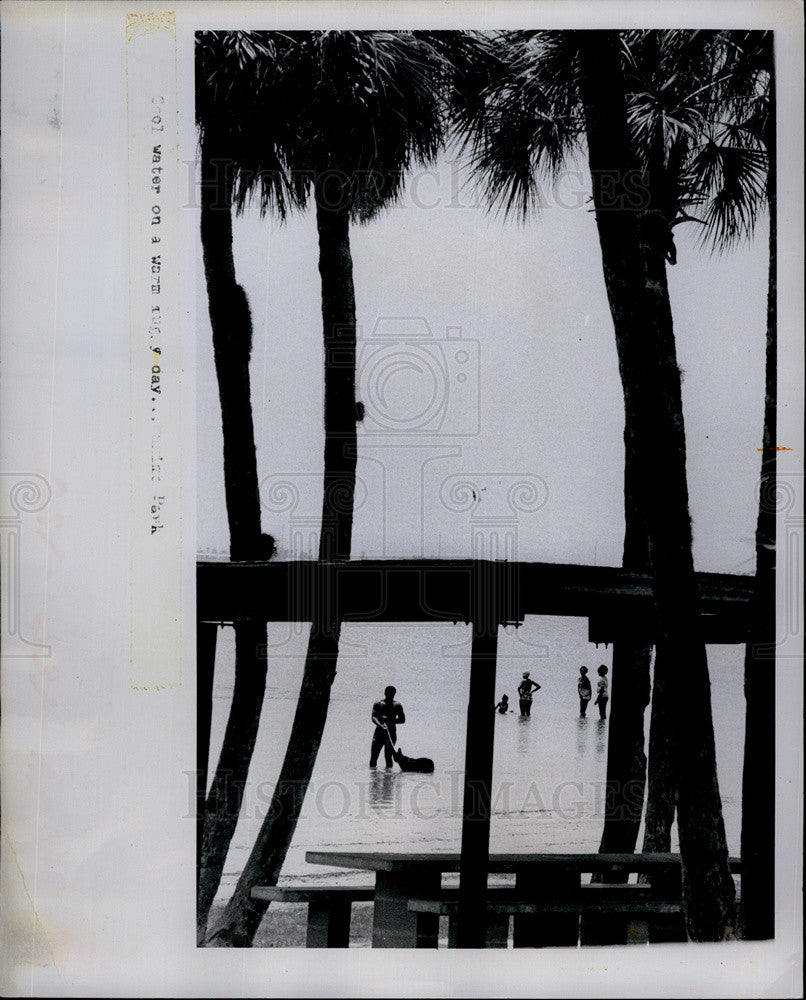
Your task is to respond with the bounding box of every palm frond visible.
[451,31,583,220]
[618,28,771,250]
[687,140,768,251]
[196,29,460,222]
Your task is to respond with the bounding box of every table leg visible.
[306,899,351,948]
[486,914,510,948]
[447,913,508,948]
[580,907,629,945]
[580,872,629,946]
[372,871,440,948]
[513,870,580,948]
[626,918,650,944]
[649,866,687,943]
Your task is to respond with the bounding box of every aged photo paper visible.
[1,1,803,996]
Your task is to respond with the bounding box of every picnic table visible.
[303,849,742,948]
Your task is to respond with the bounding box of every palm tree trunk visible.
[597,422,652,864]
[197,129,271,938]
[578,30,736,941]
[636,132,679,880]
[199,131,268,562]
[198,620,268,935]
[638,644,684,941]
[740,58,776,939]
[587,423,652,946]
[594,646,651,856]
[204,178,358,947]
[641,644,677,856]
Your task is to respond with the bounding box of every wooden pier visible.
[197,557,753,627]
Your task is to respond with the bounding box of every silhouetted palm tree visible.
[619,30,774,940]
[200,30,454,946]
[195,30,306,939]
[454,28,770,940]
[451,33,657,887]
[687,29,776,940]
[577,29,741,941]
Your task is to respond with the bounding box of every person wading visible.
[594,665,609,720]
[578,666,592,717]
[370,685,405,768]
[518,672,541,717]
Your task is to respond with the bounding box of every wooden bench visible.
[251,885,375,947]
[408,884,682,948]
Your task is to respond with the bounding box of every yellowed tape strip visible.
[126,11,182,689]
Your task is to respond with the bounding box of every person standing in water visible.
[594,665,609,720]
[518,672,541,716]
[370,685,405,768]
[578,666,592,717]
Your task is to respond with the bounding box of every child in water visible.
[494,694,510,714]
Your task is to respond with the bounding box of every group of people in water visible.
[494,671,540,716]
[370,663,612,767]
[494,664,610,719]
[577,664,609,719]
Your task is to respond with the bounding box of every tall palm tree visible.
[195,30,306,938]
[451,30,656,877]
[687,29,775,940]
[200,30,453,946]
[737,34,775,942]
[618,32,774,937]
[454,28,769,939]
[578,28,749,942]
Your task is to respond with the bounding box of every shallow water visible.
[206,618,744,898]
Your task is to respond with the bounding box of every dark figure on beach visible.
[594,665,609,720]
[518,672,541,717]
[578,666,592,717]
[494,694,509,714]
[370,685,405,767]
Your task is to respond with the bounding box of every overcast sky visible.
[197,149,768,574]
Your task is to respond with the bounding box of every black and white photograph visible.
[0,2,802,996]
[194,24,790,953]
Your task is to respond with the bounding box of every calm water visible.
[207,618,744,899]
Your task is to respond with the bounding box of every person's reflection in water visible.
[575,716,589,762]
[369,767,397,811]
[594,718,608,757]
[516,714,532,757]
